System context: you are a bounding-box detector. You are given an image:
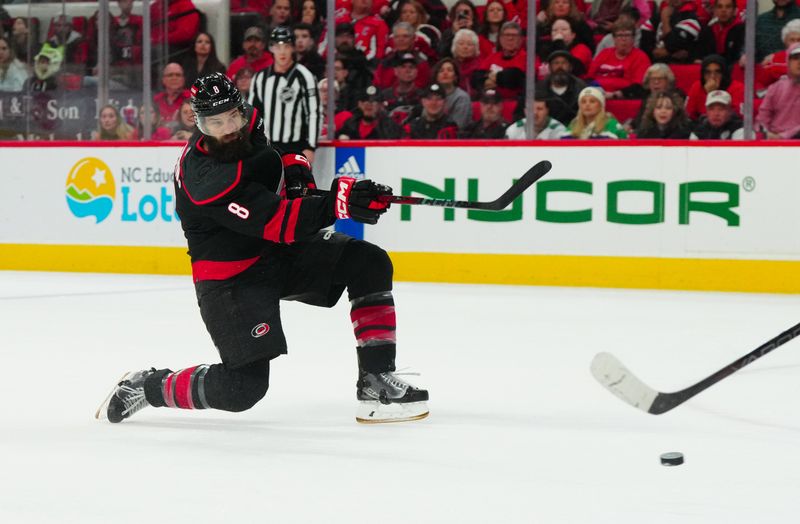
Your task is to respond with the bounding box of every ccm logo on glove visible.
[335,177,354,219]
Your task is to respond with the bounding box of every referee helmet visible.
[270,26,295,45]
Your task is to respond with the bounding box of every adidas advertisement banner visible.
[333,147,366,240]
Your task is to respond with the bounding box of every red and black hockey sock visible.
[351,291,397,373]
[144,359,270,413]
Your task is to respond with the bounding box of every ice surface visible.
[2,271,800,523]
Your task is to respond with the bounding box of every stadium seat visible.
[669,64,700,94]
[606,99,642,123]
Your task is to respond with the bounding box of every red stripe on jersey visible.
[248,108,259,133]
[182,160,243,206]
[191,256,261,282]
[173,366,198,409]
[284,199,302,243]
[263,199,289,242]
[195,137,208,154]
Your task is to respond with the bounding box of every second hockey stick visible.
[590,320,800,415]
[376,160,552,210]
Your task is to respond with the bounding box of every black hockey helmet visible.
[270,25,294,45]
[190,72,247,136]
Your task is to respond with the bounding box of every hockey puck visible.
[660,452,684,466]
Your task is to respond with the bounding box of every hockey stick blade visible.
[591,320,800,415]
[378,160,552,210]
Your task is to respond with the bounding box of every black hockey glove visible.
[331,177,392,225]
[281,153,317,198]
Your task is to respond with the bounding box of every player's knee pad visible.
[344,240,393,298]
[206,359,271,412]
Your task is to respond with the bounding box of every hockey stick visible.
[375,160,552,210]
[590,321,800,415]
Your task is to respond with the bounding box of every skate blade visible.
[94,371,133,420]
[356,401,429,424]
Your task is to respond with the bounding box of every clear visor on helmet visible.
[196,106,247,137]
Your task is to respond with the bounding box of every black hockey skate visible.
[356,369,429,424]
[95,369,155,423]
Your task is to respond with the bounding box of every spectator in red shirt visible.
[150,0,200,57]
[374,21,432,89]
[452,28,483,99]
[587,18,651,99]
[137,104,173,141]
[398,0,442,52]
[336,0,390,62]
[438,0,495,58]
[226,26,274,79]
[153,62,191,123]
[108,0,142,69]
[475,21,535,100]
[404,83,459,138]
[480,0,508,48]
[697,0,744,67]
[541,17,593,77]
[685,54,744,120]
[537,0,595,52]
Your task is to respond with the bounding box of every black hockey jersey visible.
[174,106,335,282]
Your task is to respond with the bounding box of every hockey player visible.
[97,73,428,424]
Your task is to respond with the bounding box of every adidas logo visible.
[337,156,364,178]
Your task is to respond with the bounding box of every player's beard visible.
[205,127,254,162]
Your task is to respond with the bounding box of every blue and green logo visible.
[66,157,116,223]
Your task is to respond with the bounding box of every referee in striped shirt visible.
[249,26,321,161]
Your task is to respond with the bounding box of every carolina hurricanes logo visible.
[251,323,270,338]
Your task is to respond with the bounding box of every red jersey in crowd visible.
[226,53,274,79]
[150,0,201,48]
[587,48,651,93]
[154,89,192,122]
[335,11,390,61]
[480,49,539,100]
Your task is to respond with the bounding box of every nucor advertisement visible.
[1,145,799,260]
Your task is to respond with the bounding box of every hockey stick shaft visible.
[650,320,800,413]
[374,160,552,210]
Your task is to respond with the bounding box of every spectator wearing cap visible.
[381,53,424,125]
[226,26,274,79]
[757,42,800,139]
[153,62,191,123]
[249,26,320,160]
[659,16,703,63]
[337,85,403,139]
[474,21,537,101]
[506,94,568,139]
[432,57,472,129]
[535,49,587,125]
[587,18,651,100]
[294,23,325,79]
[404,83,459,139]
[373,23,432,90]
[634,91,691,139]
[689,89,744,139]
[756,0,800,62]
[459,89,508,139]
[451,29,482,99]
[685,54,744,121]
[760,19,800,87]
[334,0,390,62]
[697,0,744,67]
[564,87,628,138]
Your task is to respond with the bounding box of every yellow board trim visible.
[2,244,800,294]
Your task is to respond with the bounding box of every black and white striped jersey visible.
[248,63,320,150]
